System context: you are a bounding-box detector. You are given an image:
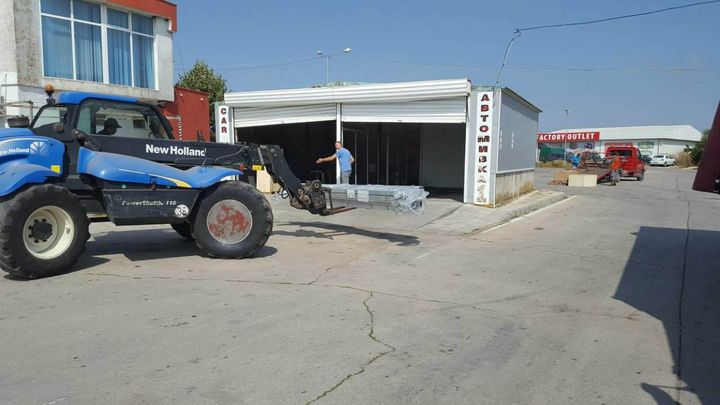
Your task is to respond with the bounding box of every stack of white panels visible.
[323,184,429,214]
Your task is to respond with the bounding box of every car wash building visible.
[219,79,541,206]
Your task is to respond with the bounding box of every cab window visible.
[609,150,632,157]
[31,106,68,128]
[77,99,170,139]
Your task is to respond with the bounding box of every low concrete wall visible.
[494,169,535,205]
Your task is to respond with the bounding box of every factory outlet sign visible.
[536,131,600,142]
[474,91,494,205]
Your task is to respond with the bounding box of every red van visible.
[606,146,646,181]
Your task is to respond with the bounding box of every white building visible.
[0,0,176,127]
[220,79,542,206]
[539,125,702,157]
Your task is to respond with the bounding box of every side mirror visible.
[7,116,30,128]
[53,123,65,134]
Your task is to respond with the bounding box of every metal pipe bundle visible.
[322,184,429,214]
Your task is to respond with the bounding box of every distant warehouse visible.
[537,125,703,159]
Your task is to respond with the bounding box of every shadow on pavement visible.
[614,226,720,404]
[275,221,420,246]
[3,228,279,280]
[425,188,464,203]
[87,228,203,260]
[640,383,678,405]
[3,255,111,281]
[88,228,278,261]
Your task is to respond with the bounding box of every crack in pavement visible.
[84,272,456,305]
[307,264,340,286]
[306,292,396,404]
[675,199,691,404]
[324,284,453,304]
[363,292,397,352]
[86,271,411,404]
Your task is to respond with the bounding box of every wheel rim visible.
[206,199,253,244]
[23,205,75,260]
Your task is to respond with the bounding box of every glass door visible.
[343,126,382,185]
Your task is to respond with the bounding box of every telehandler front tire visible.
[0,185,90,279]
[191,182,273,259]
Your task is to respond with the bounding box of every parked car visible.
[650,154,676,166]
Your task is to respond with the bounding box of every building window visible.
[131,14,155,89]
[40,0,157,89]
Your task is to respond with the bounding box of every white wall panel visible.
[342,98,466,124]
[233,104,337,128]
[225,79,471,107]
[497,89,540,172]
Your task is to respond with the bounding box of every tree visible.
[685,129,710,165]
[176,60,228,137]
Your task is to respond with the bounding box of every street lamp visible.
[316,48,352,84]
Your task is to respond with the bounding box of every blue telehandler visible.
[0,86,339,279]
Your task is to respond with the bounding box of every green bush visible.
[685,129,711,165]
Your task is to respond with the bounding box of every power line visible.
[174,54,719,75]
[355,58,718,73]
[174,40,186,80]
[517,0,720,31]
[496,31,522,84]
[176,55,324,72]
[496,0,720,84]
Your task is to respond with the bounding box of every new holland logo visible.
[146,144,207,157]
[30,141,50,157]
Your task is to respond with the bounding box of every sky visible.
[172,0,720,132]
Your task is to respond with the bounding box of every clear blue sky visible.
[173,0,719,132]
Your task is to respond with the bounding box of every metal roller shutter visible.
[342,98,467,124]
[233,104,336,128]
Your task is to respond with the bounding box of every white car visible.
[650,154,676,166]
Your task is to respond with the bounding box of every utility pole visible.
[563,109,570,160]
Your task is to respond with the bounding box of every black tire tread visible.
[0,184,90,279]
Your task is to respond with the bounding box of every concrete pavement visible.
[0,167,718,404]
[266,187,566,235]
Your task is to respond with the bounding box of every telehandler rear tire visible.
[191,181,273,259]
[0,185,90,279]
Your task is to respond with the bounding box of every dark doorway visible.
[236,121,336,182]
[342,122,422,185]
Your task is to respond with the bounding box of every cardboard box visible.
[256,169,281,193]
